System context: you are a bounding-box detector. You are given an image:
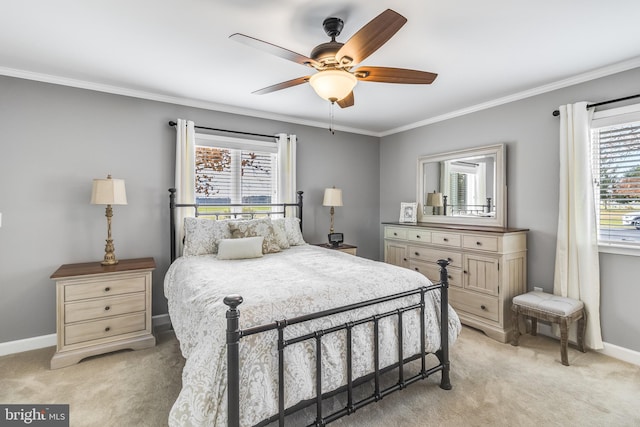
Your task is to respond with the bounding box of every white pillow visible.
[183,217,232,256]
[217,237,264,260]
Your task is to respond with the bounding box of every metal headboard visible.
[168,188,304,262]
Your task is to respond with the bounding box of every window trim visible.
[591,102,640,256]
[194,133,279,206]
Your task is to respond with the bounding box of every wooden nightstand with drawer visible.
[50,258,156,369]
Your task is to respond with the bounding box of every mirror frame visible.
[416,143,507,227]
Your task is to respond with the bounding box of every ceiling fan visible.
[230,9,437,108]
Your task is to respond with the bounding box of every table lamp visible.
[91,174,127,265]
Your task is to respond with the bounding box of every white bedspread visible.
[164,244,461,427]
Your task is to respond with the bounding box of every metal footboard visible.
[224,259,451,427]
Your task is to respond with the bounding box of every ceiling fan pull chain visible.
[329,101,335,135]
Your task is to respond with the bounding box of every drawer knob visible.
[414,252,420,256]
[104,287,111,292]
[105,306,111,311]
[403,258,407,262]
[464,270,468,274]
[448,275,452,279]
[443,238,448,242]
[414,267,419,271]
[481,305,486,310]
[393,232,397,236]
[447,257,453,262]
[476,241,482,246]
[416,235,421,239]
[105,327,111,332]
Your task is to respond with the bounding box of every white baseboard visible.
[0,314,172,357]
[599,341,640,366]
[0,333,57,357]
[2,316,638,366]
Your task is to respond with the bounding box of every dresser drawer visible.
[384,227,407,240]
[64,293,146,323]
[409,260,462,288]
[408,246,462,268]
[431,232,462,248]
[463,235,499,252]
[64,312,147,346]
[65,275,146,302]
[449,288,499,322]
[406,229,431,243]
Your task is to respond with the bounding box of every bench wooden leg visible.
[560,318,570,366]
[530,317,538,336]
[577,309,587,353]
[511,307,521,346]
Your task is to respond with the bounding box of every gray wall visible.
[0,75,379,343]
[379,67,640,353]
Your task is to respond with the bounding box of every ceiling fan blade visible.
[354,67,438,84]
[336,9,407,65]
[337,92,355,108]
[230,33,320,68]
[252,76,311,95]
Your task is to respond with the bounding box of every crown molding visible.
[3,56,639,139]
[381,56,640,137]
[0,66,377,137]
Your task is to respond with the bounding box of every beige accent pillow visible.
[228,218,281,254]
[217,237,264,260]
[271,218,290,249]
[183,218,232,256]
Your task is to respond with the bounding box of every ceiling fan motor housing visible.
[310,41,344,66]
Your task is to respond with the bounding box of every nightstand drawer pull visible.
[476,241,482,246]
[104,306,110,311]
[105,327,111,332]
[414,267,420,271]
[416,235,421,239]
[393,232,398,236]
[481,305,486,310]
[105,287,111,292]
[443,238,448,242]
[414,252,420,256]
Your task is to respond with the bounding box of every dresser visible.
[50,258,156,369]
[383,223,527,343]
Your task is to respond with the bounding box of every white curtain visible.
[554,102,603,350]
[174,119,196,258]
[277,133,297,216]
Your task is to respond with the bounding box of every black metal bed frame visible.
[443,196,493,216]
[168,188,452,427]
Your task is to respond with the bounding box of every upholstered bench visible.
[511,291,586,366]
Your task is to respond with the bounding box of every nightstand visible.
[50,258,156,369]
[313,243,357,256]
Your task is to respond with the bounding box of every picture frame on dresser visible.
[399,202,418,223]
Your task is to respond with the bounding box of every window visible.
[195,134,278,216]
[590,103,640,249]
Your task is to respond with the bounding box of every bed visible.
[165,188,461,427]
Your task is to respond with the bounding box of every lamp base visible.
[101,238,119,265]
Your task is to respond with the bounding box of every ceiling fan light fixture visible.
[309,70,357,102]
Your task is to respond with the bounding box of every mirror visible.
[417,144,506,227]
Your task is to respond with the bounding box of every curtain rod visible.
[552,94,640,117]
[167,121,275,139]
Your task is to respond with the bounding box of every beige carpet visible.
[1,326,639,427]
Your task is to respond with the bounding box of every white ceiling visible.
[2,1,640,136]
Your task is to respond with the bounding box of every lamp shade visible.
[309,70,357,102]
[323,187,343,207]
[91,175,127,205]
[426,192,443,207]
